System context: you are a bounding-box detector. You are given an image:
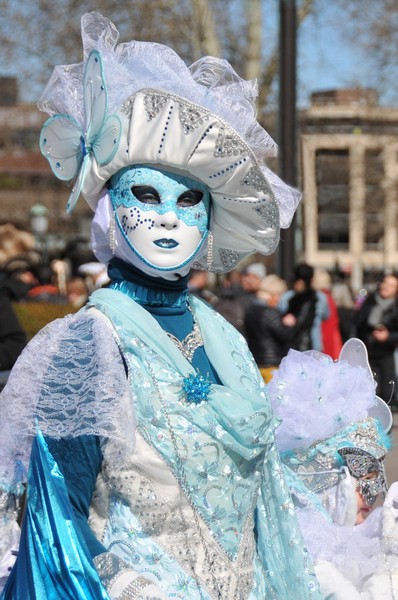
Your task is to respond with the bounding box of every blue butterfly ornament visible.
[40,50,122,213]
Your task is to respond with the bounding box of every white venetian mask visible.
[108,164,211,273]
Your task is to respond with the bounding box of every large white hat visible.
[39,12,301,273]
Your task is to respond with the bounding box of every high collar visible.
[107,257,189,314]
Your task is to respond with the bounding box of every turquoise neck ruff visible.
[108,257,189,313]
[107,258,220,380]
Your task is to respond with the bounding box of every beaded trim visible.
[218,249,247,271]
[178,103,210,134]
[143,94,167,121]
[241,165,272,195]
[93,552,142,592]
[214,127,247,158]
[283,418,388,494]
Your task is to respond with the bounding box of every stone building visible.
[300,88,398,289]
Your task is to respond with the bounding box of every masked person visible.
[268,338,398,599]
[0,11,320,600]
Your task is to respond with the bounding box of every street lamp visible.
[277,0,297,281]
[30,203,49,262]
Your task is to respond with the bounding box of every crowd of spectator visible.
[0,224,111,388]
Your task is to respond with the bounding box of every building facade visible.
[300,89,398,289]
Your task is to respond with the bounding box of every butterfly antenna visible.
[387,380,396,406]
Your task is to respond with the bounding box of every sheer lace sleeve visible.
[0,307,136,495]
[0,308,136,591]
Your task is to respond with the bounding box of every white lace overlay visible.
[300,497,398,598]
[0,309,135,492]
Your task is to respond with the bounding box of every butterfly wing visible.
[92,114,122,165]
[83,50,107,143]
[40,115,83,181]
[65,154,90,214]
[41,50,122,214]
[84,50,122,166]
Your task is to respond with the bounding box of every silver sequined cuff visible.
[118,576,157,599]
[93,552,155,599]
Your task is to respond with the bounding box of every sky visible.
[0,1,388,109]
[297,5,370,107]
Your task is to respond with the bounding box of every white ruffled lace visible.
[39,12,275,159]
[298,506,384,588]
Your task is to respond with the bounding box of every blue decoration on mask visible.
[109,164,210,232]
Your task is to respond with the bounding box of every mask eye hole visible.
[131,185,160,205]
[360,471,378,481]
[177,189,204,207]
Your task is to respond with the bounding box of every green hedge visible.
[13,302,78,340]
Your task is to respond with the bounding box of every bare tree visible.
[191,0,221,58]
[244,0,263,81]
[324,0,398,104]
[0,0,197,102]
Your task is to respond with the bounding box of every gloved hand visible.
[382,481,398,555]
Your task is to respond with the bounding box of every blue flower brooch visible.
[181,373,212,405]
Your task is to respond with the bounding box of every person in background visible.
[332,269,355,342]
[1,257,39,302]
[214,262,267,338]
[313,267,343,359]
[0,287,27,388]
[279,262,322,351]
[61,237,98,279]
[240,262,266,299]
[188,269,217,305]
[213,269,248,335]
[0,227,31,390]
[26,263,66,304]
[245,274,296,382]
[355,273,398,408]
[66,277,90,309]
[0,225,35,268]
[0,226,38,302]
[77,261,110,292]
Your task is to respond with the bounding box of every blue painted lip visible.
[154,238,179,249]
